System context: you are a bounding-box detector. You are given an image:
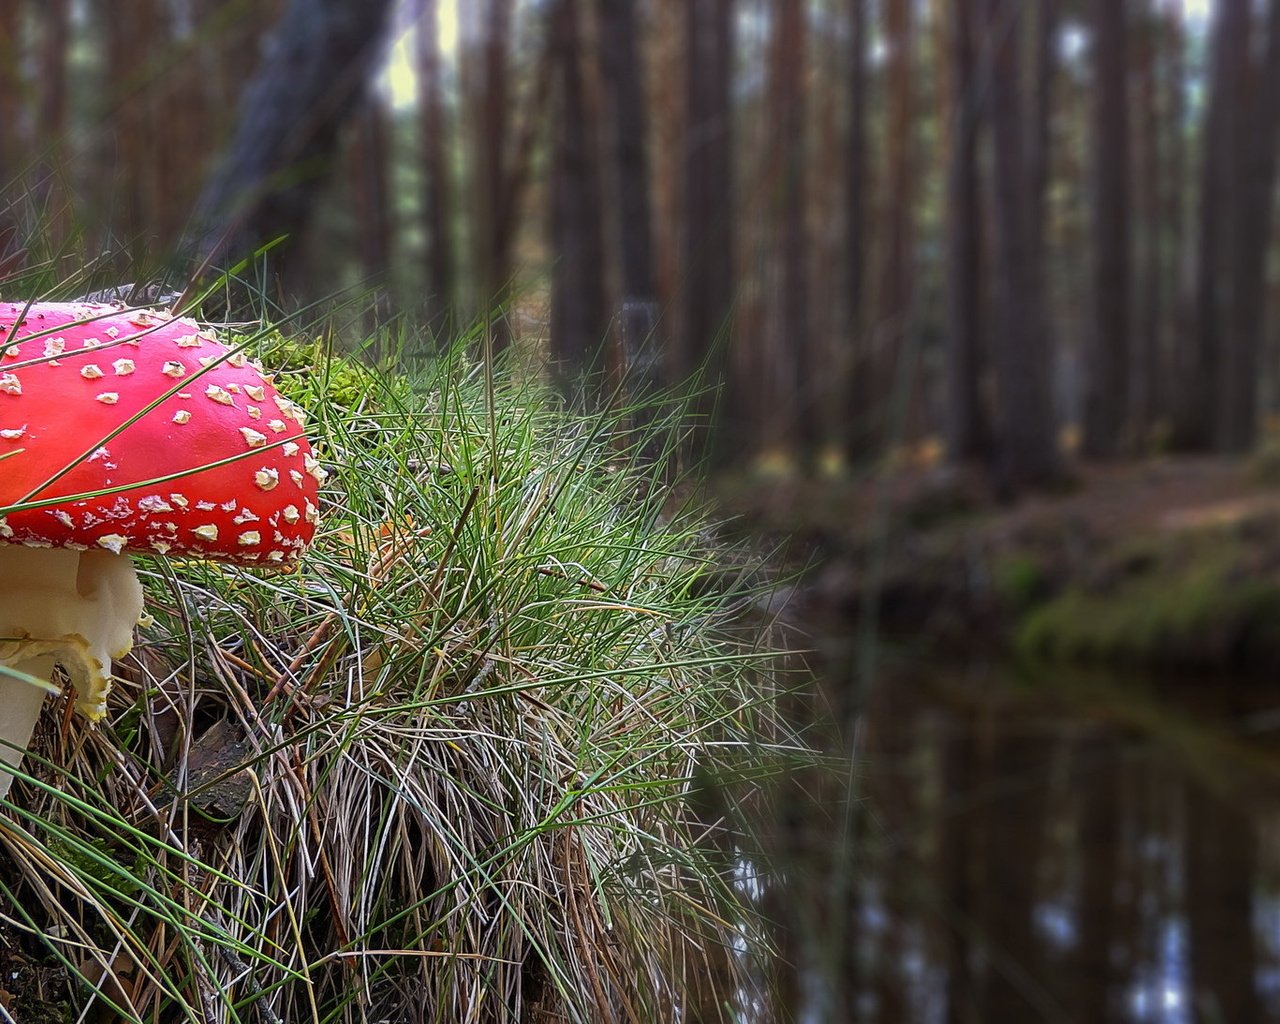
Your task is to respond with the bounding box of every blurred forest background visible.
[13,2,1280,1023]
[0,0,1266,482]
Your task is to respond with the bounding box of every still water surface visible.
[762,663,1280,1023]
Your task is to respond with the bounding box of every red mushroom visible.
[0,302,323,798]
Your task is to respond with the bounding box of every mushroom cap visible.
[0,302,322,564]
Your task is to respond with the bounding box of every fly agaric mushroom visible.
[0,302,323,799]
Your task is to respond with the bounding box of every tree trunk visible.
[875,0,916,448]
[1131,8,1161,451]
[419,0,456,339]
[185,0,395,307]
[1222,0,1280,451]
[1156,12,1188,435]
[944,0,986,462]
[597,0,664,432]
[351,100,393,332]
[843,0,869,460]
[982,0,1063,491]
[760,0,810,461]
[549,0,610,401]
[1176,0,1249,450]
[466,0,515,346]
[681,0,736,463]
[1083,0,1131,457]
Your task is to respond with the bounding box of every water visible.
[753,661,1280,1023]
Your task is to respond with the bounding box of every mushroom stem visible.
[0,656,55,800]
[0,546,144,804]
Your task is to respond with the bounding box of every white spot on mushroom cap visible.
[96,392,119,405]
[240,427,267,448]
[193,524,218,542]
[136,495,173,513]
[81,364,104,379]
[206,384,234,406]
[43,337,65,358]
[255,468,279,491]
[0,425,25,440]
[304,454,328,484]
[172,410,192,425]
[0,373,22,395]
[282,505,300,523]
[97,533,128,554]
[113,358,136,376]
[161,360,186,378]
[238,531,260,546]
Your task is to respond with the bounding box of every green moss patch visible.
[1016,535,1280,670]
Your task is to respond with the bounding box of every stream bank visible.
[717,455,1280,674]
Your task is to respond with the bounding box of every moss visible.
[240,330,399,412]
[992,553,1048,610]
[1016,546,1280,670]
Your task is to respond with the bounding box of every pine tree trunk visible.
[419,0,456,339]
[944,0,986,462]
[351,101,393,332]
[1222,0,1280,451]
[185,0,395,302]
[597,0,663,414]
[681,0,736,463]
[982,0,1063,491]
[875,0,916,447]
[1177,0,1249,450]
[761,0,810,460]
[1158,10,1188,434]
[1083,0,1131,457]
[843,0,869,460]
[549,0,610,401]
[1131,9,1161,451]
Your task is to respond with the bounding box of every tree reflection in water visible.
[750,666,1280,1023]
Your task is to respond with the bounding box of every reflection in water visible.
[755,666,1280,1023]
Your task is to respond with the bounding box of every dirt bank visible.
[717,455,1280,673]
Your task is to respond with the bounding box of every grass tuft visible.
[1,340,795,1023]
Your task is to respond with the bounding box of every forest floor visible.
[715,451,1280,672]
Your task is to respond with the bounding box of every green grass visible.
[0,333,796,1023]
